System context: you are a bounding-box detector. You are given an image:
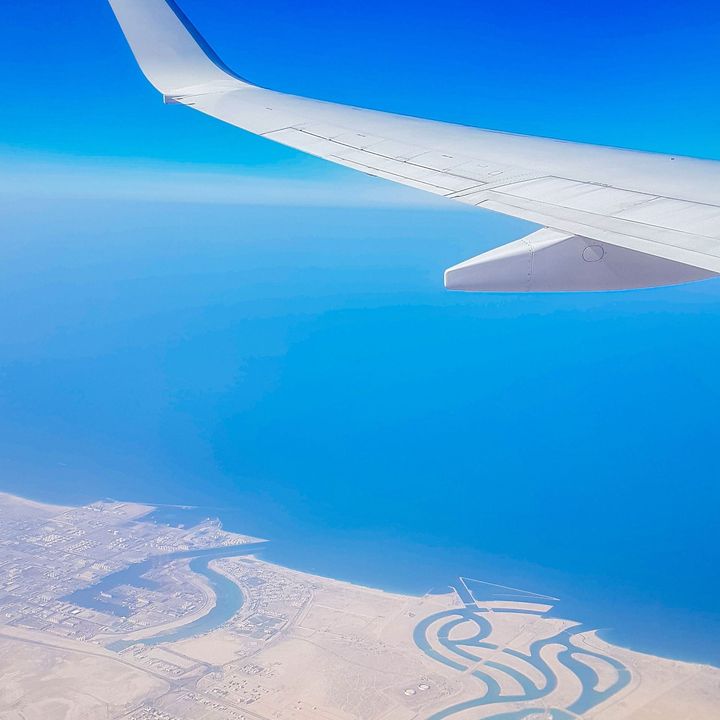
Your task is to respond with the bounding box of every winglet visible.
[107,0,250,97]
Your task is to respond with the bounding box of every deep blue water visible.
[1,198,719,666]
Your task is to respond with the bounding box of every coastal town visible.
[0,493,261,644]
[0,492,718,720]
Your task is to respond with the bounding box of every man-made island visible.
[0,492,717,720]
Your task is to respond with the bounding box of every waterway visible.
[413,594,631,720]
[64,542,266,651]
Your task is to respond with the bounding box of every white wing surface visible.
[108,0,720,291]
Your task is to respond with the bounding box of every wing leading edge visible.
[107,0,720,292]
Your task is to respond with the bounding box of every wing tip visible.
[108,0,250,96]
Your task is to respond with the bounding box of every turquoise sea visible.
[1,197,719,666]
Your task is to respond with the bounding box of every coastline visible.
[1,489,718,670]
[2,490,720,719]
[0,490,73,515]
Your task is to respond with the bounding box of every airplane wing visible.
[107,0,720,292]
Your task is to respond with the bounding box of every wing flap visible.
[617,197,720,238]
[498,177,654,215]
[479,193,720,272]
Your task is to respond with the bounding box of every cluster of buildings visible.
[0,496,259,644]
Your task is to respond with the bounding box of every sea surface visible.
[1,197,719,666]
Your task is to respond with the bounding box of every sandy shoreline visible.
[1,489,716,668]
[1,490,719,719]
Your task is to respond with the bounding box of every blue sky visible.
[3,0,720,165]
[2,0,720,663]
